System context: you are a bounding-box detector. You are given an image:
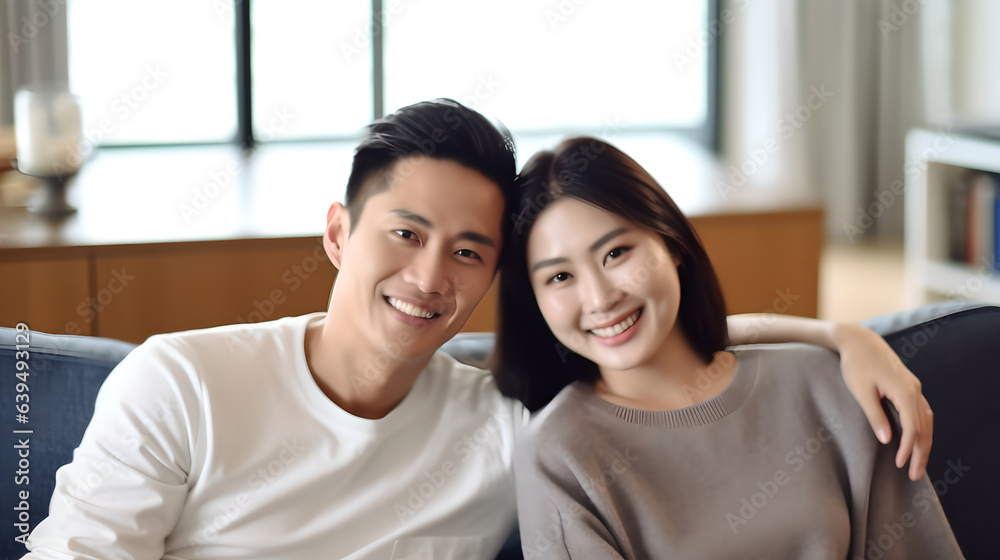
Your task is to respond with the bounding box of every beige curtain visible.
[721,0,998,241]
[0,0,70,127]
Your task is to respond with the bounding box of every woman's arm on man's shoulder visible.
[727,314,933,481]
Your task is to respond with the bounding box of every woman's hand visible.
[832,322,933,481]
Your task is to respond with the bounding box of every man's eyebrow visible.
[531,227,628,272]
[390,209,432,228]
[390,209,497,248]
[458,231,496,248]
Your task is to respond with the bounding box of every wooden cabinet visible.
[0,254,93,336]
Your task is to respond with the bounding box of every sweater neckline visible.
[576,350,759,428]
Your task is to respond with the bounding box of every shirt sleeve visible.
[514,430,625,560]
[849,406,965,560]
[22,337,201,560]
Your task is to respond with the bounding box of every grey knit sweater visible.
[514,344,964,559]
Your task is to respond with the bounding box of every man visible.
[25,99,525,559]
[22,99,931,559]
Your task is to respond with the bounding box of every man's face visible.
[329,157,504,360]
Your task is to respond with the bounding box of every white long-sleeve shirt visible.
[24,313,527,559]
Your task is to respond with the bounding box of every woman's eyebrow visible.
[531,227,628,272]
[588,227,628,253]
[532,256,568,272]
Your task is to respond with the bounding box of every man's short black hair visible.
[344,98,517,245]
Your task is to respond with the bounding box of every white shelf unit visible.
[905,129,1000,305]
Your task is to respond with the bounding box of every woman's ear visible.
[324,202,351,269]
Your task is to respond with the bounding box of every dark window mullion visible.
[236,0,253,148]
[372,0,384,120]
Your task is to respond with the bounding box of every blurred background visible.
[1,0,998,340]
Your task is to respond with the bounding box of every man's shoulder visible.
[425,350,505,400]
[145,313,319,355]
[424,351,529,423]
[116,313,320,384]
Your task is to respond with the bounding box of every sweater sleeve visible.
[849,408,965,560]
[514,430,625,560]
[22,338,200,560]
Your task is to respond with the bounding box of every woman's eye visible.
[394,229,418,240]
[604,246,630,264]
[548,272,571,284]
[455,248,482,261]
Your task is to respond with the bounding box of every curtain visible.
[0,0,70,127]
[721,0,998,241]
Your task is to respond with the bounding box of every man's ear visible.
[324,202,351,269]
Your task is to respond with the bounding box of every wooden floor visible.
[819,239,907,323]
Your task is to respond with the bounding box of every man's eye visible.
[548,272,571,284]
[394,230,418,240]
[604,246,630,264]
[455,249,482,261]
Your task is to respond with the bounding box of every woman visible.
[493,137,962,559]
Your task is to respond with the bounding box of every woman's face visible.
[527,197,683,373]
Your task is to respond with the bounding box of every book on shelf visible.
[946,170,1000,271]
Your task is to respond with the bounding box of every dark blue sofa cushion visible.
[863,303,1000,559]
[0,327,136,558]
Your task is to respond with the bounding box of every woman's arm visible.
[515,434,625,560]
[727,314,933,481]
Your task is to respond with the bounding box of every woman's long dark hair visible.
[491,137,729,412]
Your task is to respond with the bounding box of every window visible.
[251,1,371,141]
[68,0,236,145]
[68,1,715,148]
[383,0,708,135]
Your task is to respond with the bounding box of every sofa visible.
[2,302,998,559]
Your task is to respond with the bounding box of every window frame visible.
[96,0,720,152]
